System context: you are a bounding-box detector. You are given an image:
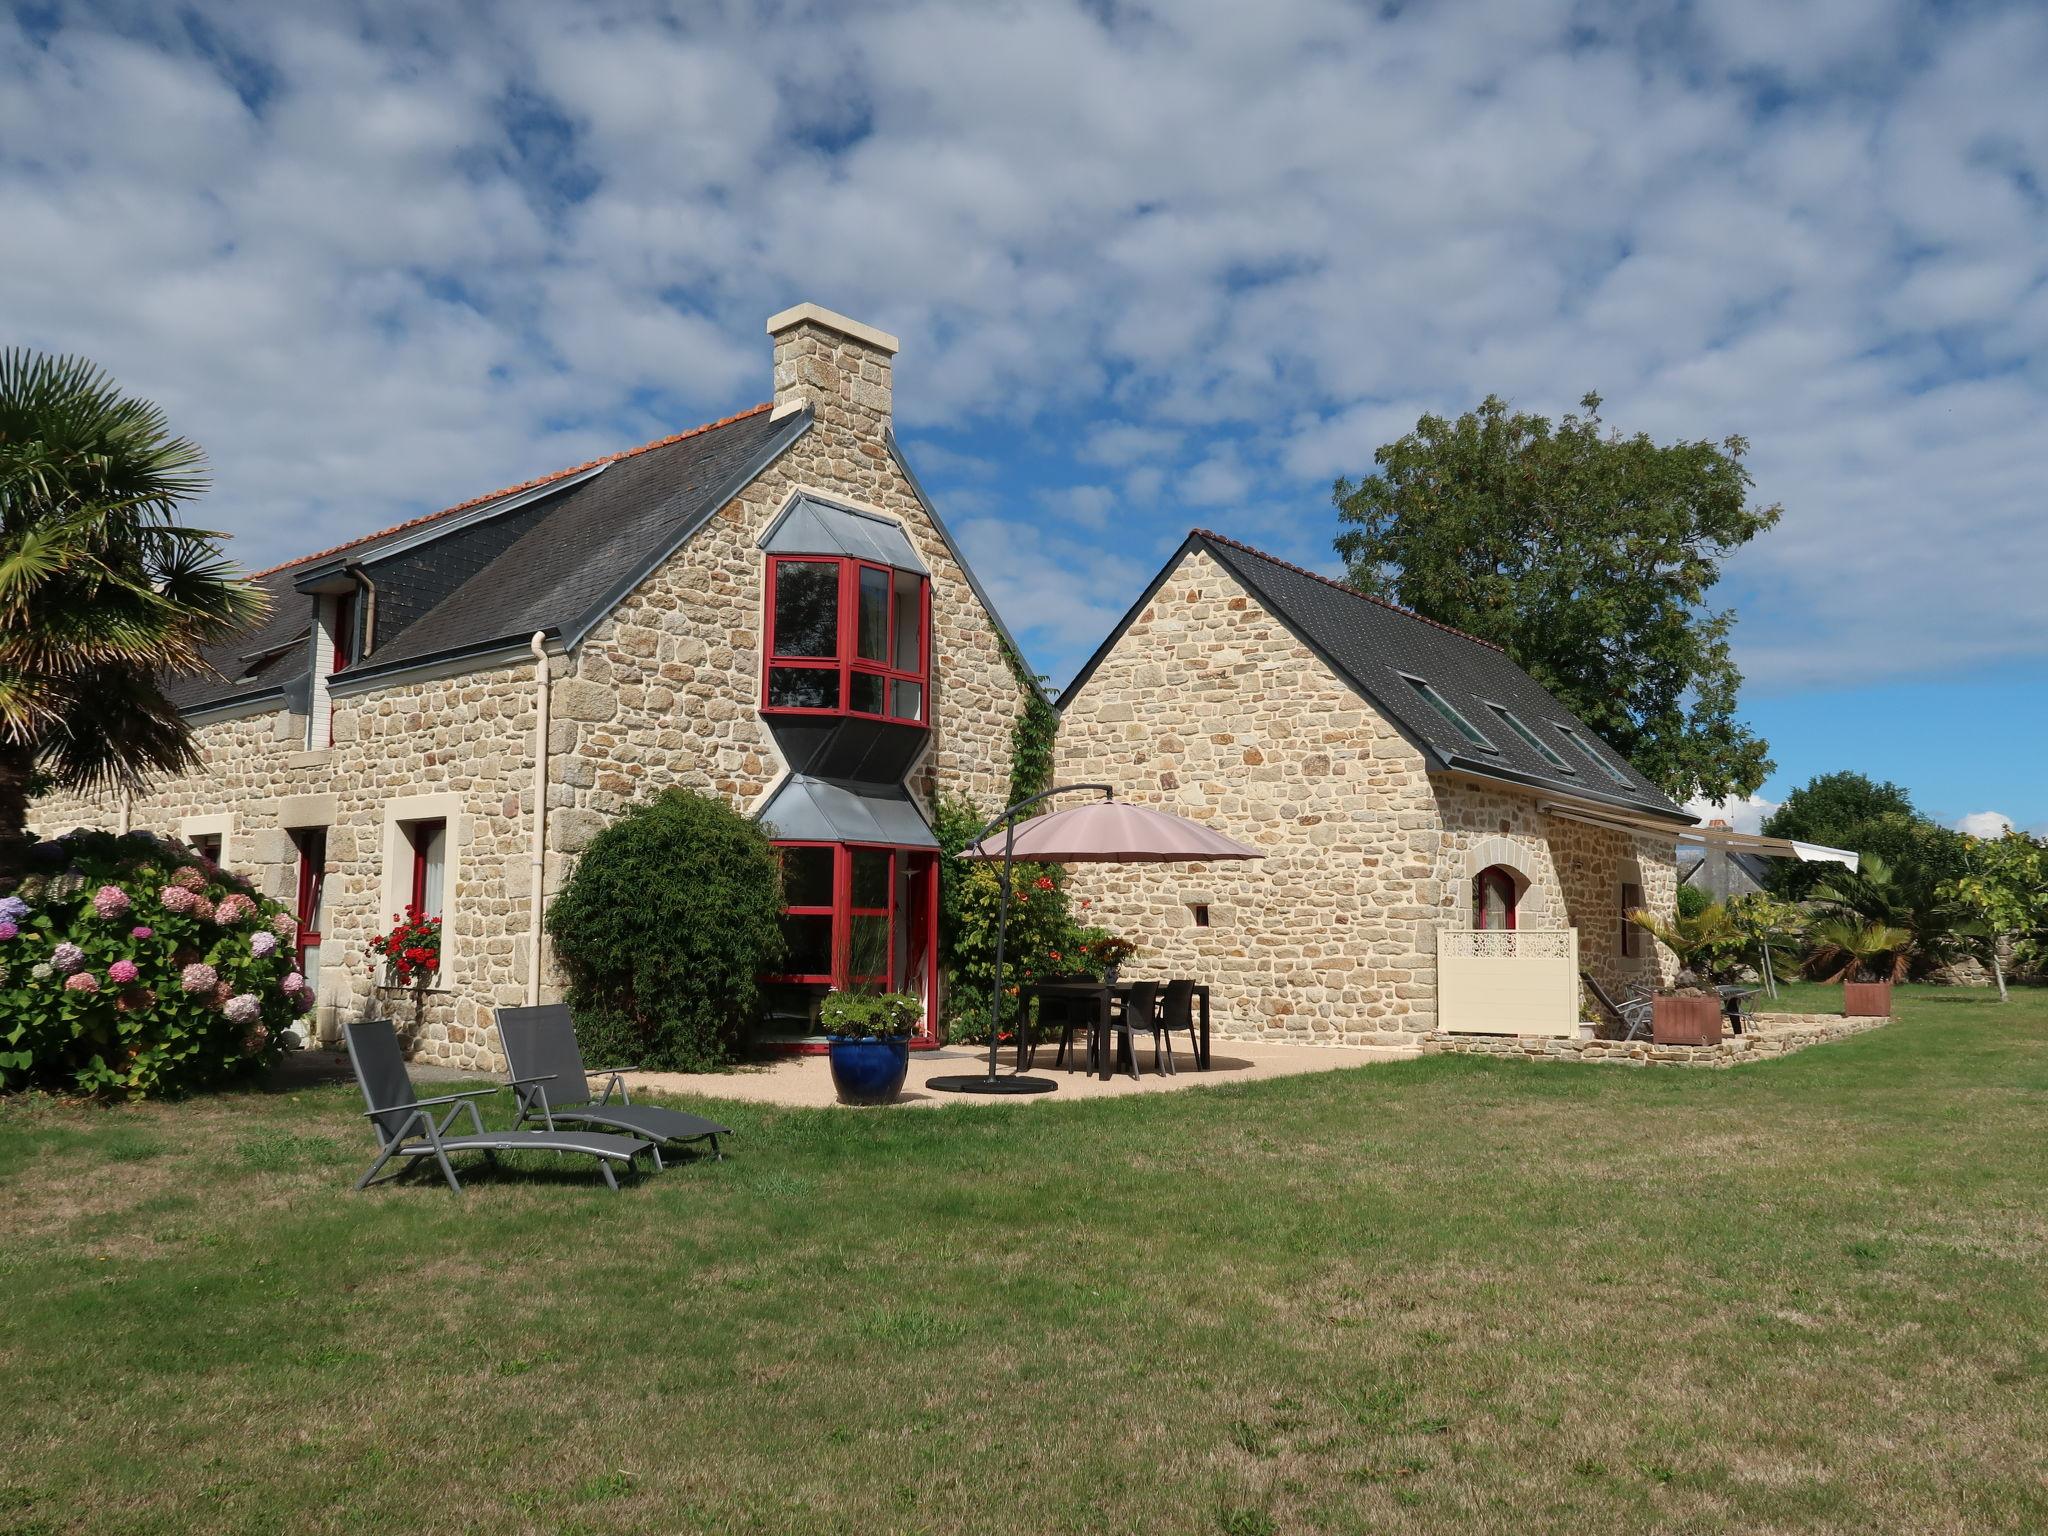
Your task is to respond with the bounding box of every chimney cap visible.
[766,302,899,355]
[1708,818,1730,828]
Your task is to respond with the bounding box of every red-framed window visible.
[291,826,328,981]
[331,590,358,673]
[762,556,928,724]
[1474,865,1518,931]
[766,841,940,1039]
[406,819,447,919]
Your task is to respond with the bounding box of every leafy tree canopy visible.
[1761,772,1966,902]
[1333,392,1778,802]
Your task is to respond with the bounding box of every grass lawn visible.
[3,986,2045,1535]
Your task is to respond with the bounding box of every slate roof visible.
[173,403,806,714]
[1059,530,1693,825]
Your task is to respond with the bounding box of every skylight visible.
[1556,724,1633,786]
[1400,674,1494,750]
[1486,704,1575,773]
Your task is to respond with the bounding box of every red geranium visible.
[367,904,442,984]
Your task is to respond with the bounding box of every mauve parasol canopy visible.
[962,801,1263,864]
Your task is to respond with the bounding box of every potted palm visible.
[1628,903,1743,1045]
[820,990,920,1105]
[1805,920,1911,1017]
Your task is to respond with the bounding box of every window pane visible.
[417,822,447,919]
[848,913,890,980]
[892,571,922,671]
[849,670,885,715]
[889,679,923,722]
[779,913,833,977]
[856,566,890,662]
[781,846,834,909]
[760,981,826,1033]
[768,666,839,710]
[772,562,839,658]
[850,848,890,910]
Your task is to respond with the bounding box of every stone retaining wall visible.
[1419,1012,1886,1067]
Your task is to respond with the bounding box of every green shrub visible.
[544,788,785,1071]
[818,990,921,1039]
[0,829,307,1098]
[1676,882,1710,919]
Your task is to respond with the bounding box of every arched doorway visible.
[1473,865,1519,930]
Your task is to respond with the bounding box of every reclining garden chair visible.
[1580,971,1656,1042]
[495,1004,730,1167]
[345,1019,653,1194]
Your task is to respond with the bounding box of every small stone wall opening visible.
[1189,902,1211,928]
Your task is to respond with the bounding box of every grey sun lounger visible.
[345,1019,653,1194]
[1580,970,1655,1042]
[495,1004,731,1167]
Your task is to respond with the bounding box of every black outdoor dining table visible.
[1015,980,1212,1080]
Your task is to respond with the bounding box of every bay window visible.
[764,556,928,724]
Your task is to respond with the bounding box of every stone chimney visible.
[767,302,898,436]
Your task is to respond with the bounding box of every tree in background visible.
[0,352,263,875]
[1761,772,1967,904]
[1333,392,1778,803]
[1803,853,1959,980]
[1939,831,2048,1002]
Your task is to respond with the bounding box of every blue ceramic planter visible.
[826,1035,911,1105]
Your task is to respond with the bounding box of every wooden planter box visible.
[1652,993,1723,1046]
[1842,981,1892,1018]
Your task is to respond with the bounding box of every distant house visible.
[1053,532,1686,1045]
[1679,822,1774,900]
[30,305,1035,1067]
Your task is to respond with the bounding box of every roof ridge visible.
[248,402,776,580]
[1191,528,1507,653]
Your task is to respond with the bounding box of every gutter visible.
[527,631,550,1006]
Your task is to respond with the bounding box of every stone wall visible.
[1051,546,1678,1045]
[1420,1012,1883,1067]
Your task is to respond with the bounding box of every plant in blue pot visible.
[820,990,920,1106]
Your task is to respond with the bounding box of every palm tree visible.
[0,351,265,873]
[1804,853,1957,978]
[1804,919,1915,984]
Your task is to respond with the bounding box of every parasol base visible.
[927,1073,1059,1096]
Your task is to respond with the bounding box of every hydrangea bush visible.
[0,829,309,1098]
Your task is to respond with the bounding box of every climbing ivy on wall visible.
[998,634,1057,806]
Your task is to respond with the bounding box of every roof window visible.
[1556,725,1633,786]
[1400,674,1495,750]
[1485,704,1574,773]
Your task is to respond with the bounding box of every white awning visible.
[1539,800,1858,870]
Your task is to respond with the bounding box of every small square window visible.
[1190,903,1211,928]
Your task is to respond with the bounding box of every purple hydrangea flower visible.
[0,896,28,923]
[50,942,85,974]
[224,993,262,1025]
[250,931,278,957]
[280,971,307,995]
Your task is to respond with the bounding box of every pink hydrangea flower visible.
[241,1024,271,1055]
[0,922,16,941]
[191,896,216,922]
[108,959,140,985]
[171,867,206,892]
[280,970,306,995]
[250,930,278,957]
[92,885,132,920]
[130,925,154,940]
[270,912,295,938]
[50,942,84,974]
[224,993,262,1025]
[64,971,99,993]
[214,893,256,926]
[211,980,232,1005]
[159,885,201,915]
[179,962,217,994]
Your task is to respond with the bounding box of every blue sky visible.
[4,0,2044,833]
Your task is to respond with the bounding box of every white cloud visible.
[1684,795,1783,836]
[1954,811,2016,838]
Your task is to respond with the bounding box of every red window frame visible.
[331,590,358,673]
[762,555,929,725]
[766,842,896,986]
[292,826,326,967]
[407,819,446,918]
[1474,865,1518,931]
[771,840,840,985]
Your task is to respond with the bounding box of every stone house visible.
[30,304,1035,1068]
[1052,531,1691,1046]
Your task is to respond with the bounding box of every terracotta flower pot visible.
[1842,981,1892,1018]
[1652,993,1723,1046]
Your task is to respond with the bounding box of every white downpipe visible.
[526,632,550,1006]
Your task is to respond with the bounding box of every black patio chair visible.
[495,1004,730,1166]
[344,1019,651,1194]
[1154,980,1201,1075]
[1717,985,1760,1035]
[1580,970,1656,1042]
